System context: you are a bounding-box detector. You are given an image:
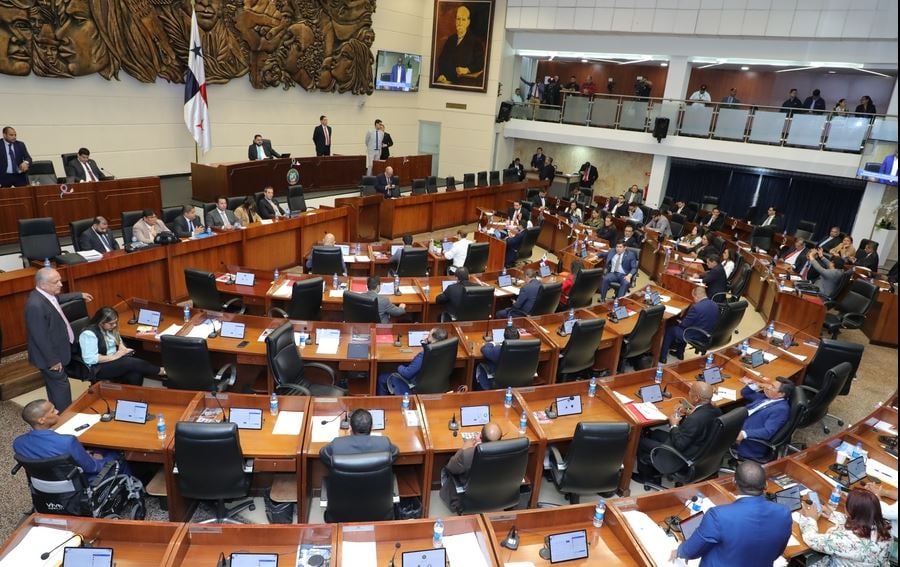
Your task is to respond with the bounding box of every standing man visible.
[66,148,108,182]
[578,161,598,190]
[205,196,238,229]
[720,88,741,107]
[257,186,286,220]
[530,147,545,172]
[247,134,281,160]
[688,84,711,105]
[599,241,639,300]
[390,56,406,84]
[79,216,119,254]
[781,88,804,114]
[25,268,93,410]
[364,119,385,174]
[379,128,393,160]
[0,126,31,187]
[313,115,332,156]
[171,205,205,238]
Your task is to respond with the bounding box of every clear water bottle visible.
[273,267,280,282]
[433,518,444,547]
[156,414,166,440]
[829,486,842,508]
[655,364,664,384]
[613,297,619,310]
[568,308,575,321]
[504,387,513,409]
[269,392,279,416]
[518,411,527,434]
[402,392,410,411]
[502,266,507,276]
[741,339,749,356]
[355,242,361,255]
[592,499,606,528]
[588,376,597,398]
[852,442,862,460]
[332,273,339,289]
[182,304,190,323]
[423,281,430,297]
[43,257,51,268]
[644,285,651,303]
[766,322,775,338]
[691,492,704,513]
[507,315,513,327]
[299,326,309,347]
[394,274,401,293]
[705,353,714,368]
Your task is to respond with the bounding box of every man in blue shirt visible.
[12,399,122,481]
[376,327,448,395]
[734,377,793,461]
[599,241,639,301]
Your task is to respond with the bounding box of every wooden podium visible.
[334,194,382,241]
[373,155,432,186]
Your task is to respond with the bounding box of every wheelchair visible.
[12,454,146,520]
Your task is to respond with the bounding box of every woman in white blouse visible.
[798,488,891,567]
[720,248,736,279]
[676,225,702,253]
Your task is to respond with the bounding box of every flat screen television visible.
[375,50,421,92]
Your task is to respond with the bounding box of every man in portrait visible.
[195,0,247,82]
[435,4,485,86]
[0,0,33,76]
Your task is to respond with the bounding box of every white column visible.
[646,154,671,208]
[643,57,692,208]
[851,181,887,245]
[887,78,898,115]
[662,56,691,100]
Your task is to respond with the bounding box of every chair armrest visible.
[214,363,237,390]
[10,463,22,475]
[319,481,328,508]
[822,299,837,310]
[89,460,117,489]
[548,445,567,471]
[392,475,400,503]
[305,362,337,385]
[267,307,288,318]
[649,444,692,475]
[386,372,413,395]
[452,473,466,495]
[710,292,730,302]
[223,297,246,315]
[797,384,820,396]
[739,437,778,462]
[841,313,866,329]
[275,383,311,396]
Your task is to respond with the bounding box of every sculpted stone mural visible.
[7,0,376,93]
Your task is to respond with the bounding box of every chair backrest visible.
[858,238,878,252]
[411,179,427,195]
[515,226,542,262]
[19,218,61,264]
[836,279,878,316]
[445,176,456,191]
[669,221,684,240]
[426,176,438,193]
[396,247,428,277]
[829,271,853,301]
[202,202,216,218]
[324,451,394,522]
[670,213,687,226]
[750,226,774,251]
[489,170,500,186]
[283,278,323,320]
[288,185,307,212]
[120,210,143,244]
[184,268,224,311]
[69,218,94,252]
[454,285,494,321]
[463,173,475,189]
[342,291,380,323]
[765,386,809,459]
[804,339,863,393]
[61,153,78,171]
[492,339,542,388]
[60,297,89,326]
[174,422,248,501]
[529,281,562,315]
[558,318,606,376]
[310,247,345,275]
[27,160,57,185]
[266,322,306,390]
[700,196,718,211]
[160,335,216,390]
[621,304,665,359]
[502,168,518,183]
[222,197,241,212]
[800,362,852,429]
[567,268,604,309]
[684,407,747,482]
[559,422,631,495]
[14,454,90,516]
[360,184,376,197]
[463,242,490,274]
[728,253,745,285]
[414,337,459,393]
[361,176,376,187]
[460,437,530,513]
[477,171,488,186]
[729,264,753,298]
[161,206,182,229]
[711,235,726,253]
[707,300,748,350]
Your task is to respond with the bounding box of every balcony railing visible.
[510,94,898,152]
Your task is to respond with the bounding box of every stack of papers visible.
[0,526,79,567]
[664,305,682,316]
[328,290,345,298]
[55,413,102,437]
[501,286,520,295]
[186,322,214,338]
[631,402,667,421]
[339,541,376,567]
[443,533,490,567]
[271,281,292,298]
[272,411,304,435]
[77,250,103,262]
[312,416,342,443]
[316,329,341,354]
[398,285,418,295]
[157,323,182,337]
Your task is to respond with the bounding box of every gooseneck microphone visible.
[210,388,228,421]
[90,382,114,422]
[448,413,459,432]
[545,399,558,420]
[40,533,84,560]
[664,495,698,534]
[320,411,349,430]
[116,293,137,325]
[388,541,401,567]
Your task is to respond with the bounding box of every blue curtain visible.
[779,178,862,240]
[754,176,791,226]
[719,172,757,217]
[665,163,729,205]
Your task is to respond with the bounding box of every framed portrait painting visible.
[429,0,495,93]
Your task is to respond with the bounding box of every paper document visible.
[317,339,340,355]
[271,281,292,298]
[0,526,79,567]
[77,250,103,261]
[312,416,342,443]
[55,413,102,437]
[622,510,698,567]
[659,295,672,303]
[328,290,345,298]
[273,411,304,435]
[355,255,371,262]
[870,419,897,435]
[494,288,507,297]
[501,286,520,295]
[664,305,682,316]
[713,387,737,402]
[631,402,667,421]
[403,409,420,427]
[186,323,214,338]
[779,348,806,362]
[398,286,418,295]
[867,459,898,485]
[156,323,182,337]
[340,541,377,567]
[443,532,490,567]
[612,391,633,404]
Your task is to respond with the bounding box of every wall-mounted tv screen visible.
[375,50,421,92]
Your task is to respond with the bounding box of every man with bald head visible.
[305,232,347,273]
[439,421,502,512]
[635,381,723,484]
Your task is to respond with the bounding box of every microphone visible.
[388,542,401,567]
[217,551,227,567]
[545,399,557,420]
[664,495,698,534]
[394,334,402,347]
[448,413,459,432]
[90,382,114,422]
[320,411,349,430]
[208,319,220,339]
[116,293,138,325]
[210,389,228,421]
[661,381,672,399]
[771,320,817,348]
[40,533,84,560]
[501,526,519,551]
[482,325,493,342]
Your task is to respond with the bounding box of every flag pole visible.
[195,142,199,164]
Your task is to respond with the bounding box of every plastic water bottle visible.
[691,493,704,513]
[433,518,444,547]
[829,486,842,508]
[588,376,597,398]
[568,308,575,321]
[394,274,401,291]
[613,297,619,310]
[156,414,166,440]
[269,392,279,416]
[273,267,280,282]
[593,499,606,528]
[655,364,664,385]
[332,273,339,289]
[355,242,361,255]
[298,326,309,347]
[423,281,430,297]
[518,411,527,434]
[766,322,775,339]
[43,257,51,268]
[705,353,714,369]
[504,387,513,409]
[852,442,862,460]
[502,266,507,276]
[507,315,513,328]
[644,285,652,303]
[741,339,749,356]
[402,392,410,411]
[182,304,190,323]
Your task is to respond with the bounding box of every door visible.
[418,121,441,176]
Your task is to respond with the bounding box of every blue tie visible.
[6,143,14,175]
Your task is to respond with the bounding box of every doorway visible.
[418,121,441,176]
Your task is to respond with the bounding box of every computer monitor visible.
[441,280,455,291]
[702,366,724,385]
[750,350,765,368]
[539,264,552,277]
[338,244,351,256]
[679,512,704,542]
[497,274,513,287]
[547,529,589,563]
[460,405,490,427]
[613,305,629,320]
[229,553,278,567]
[407,331,429,346]
[369,408,385,431]
[63,547,113,567]
[638,384,663,403]
[402,548,446,567]
[114,400,148,424]
[229,408,263,430]
[555,396,582,417]
[775,484,802,512]
[847,456,867,485]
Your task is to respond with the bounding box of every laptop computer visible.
[774,484,802,512]
[369,408,385,431]
[679,512,704,542]
[137,308,161,327]
[701,366,724,385]
[220,321,246,339]
[539,264,552,277]
[847,456,867,485]
[234,272,255,286]
[498,274,513,287]
[63,547,113,567]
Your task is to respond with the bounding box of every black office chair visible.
[27,160,57,185]
[393,247,428,277]
[557,318,606,382]
[566,268,604,309]
[744,206,757,223]
[686,202,701,220]
[265,322,346,396]
[288,185,308,212]
[463,242,490,274]
[804,339,864,398]
[489,170,500,186]
[160,335,236,391]
[322,451,396,523]
[202,202,217,219]
[60,297,94,382]
[426,176,438,193]
[453,437,530,514]
[734,386,808,464]
[648,407,747,489]
[528,281,563,316]
[478,339,541,389]
[463,173,476,189]
[310,247,345,275]
[514,226,542,264]
[120,210,143,244]
[670,213,687,227]
[387,337,459,394]
[411,179,427,195]
[69,218,95,252]
[618,304,665,372]
[669,221,684,240]
[444,285,494,322]
[750,226,774,252]
[476,171,488,186]
[268,278,323,320]
[549,422,631,502]
[445,176,456,191]
[61,152,78,174]
[360,176,376,195]
[821,279,877,339]
[161,206,182,230]
[184,268,245,313]
[342,291,380,323]
[502,168,518,183]
[700,195,718,212]
[797,361,852,436]
[174,422,254,524]
[714,264,752,303]
[795,220,817,241]
[685,299,747,355]
[18,218,62,268]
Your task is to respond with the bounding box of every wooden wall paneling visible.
[241,219,302,271]
[0,268,40,354]
[34,185,97,237]
[95,177,163,229]
[66,248,169,309]
[431,191,468,230]
[0,186,36,245]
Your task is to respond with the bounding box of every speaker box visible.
[653,117,670,141]
[497,102,513,123]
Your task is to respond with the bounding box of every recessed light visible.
[581,59,588,63]
[828,70,836,74]
[660,62,668,67]
[741,66,750,71]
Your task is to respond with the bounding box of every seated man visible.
[777,237,808,273]
[734,377,794,461]
[66,148,109,182]
[376,327,448,395]
[497,269,540,318]
[475,327,519,390]
[504,222,528,268]
[131,209,172,245]
[171,204,205,238]
[257,185,286,219]
[305,232,348,273]
[79,216,119,254]
[363,276,406,323]
[507,201,525,226]
[205,196,238,230]
[436,267,472,318]
[599,241,638,301]
[635,382,723,483]
[443,229,470,274]
[806,250,844,298]
[621,225,642,249]
[595,215,617,244]
[609,195,629,217]
[660,287,719,363]
[644,209,671,237]
[702,207,725,231]
[13,399,123,481]
[319,409,399,468]
[389,235,414,272]
[530,188,549,210]
[702,254,728,300]
[854,241,879,271]
[375,166,397,198]
[439,421,503,513]
[627,203,644,225]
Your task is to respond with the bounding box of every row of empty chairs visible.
[360,168,522,197]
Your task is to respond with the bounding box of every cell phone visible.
[236,340,249,348]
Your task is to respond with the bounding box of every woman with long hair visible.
[78,307,165,385]
[798,487,891,566]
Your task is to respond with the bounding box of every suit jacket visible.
[379,133,393,160]
[704,214,724,231]
[0,139,32,186]
[131,218,171,244]
[319,434,399,469]
[736,387,790,460]
[817,235,841,251]
[759,214,784,232]
[25,290,81,370]
[512,279,541,313]
[610,202,629,217]
[668,403,722,460]
[779,246,808,273]
[247,140,280,160]
[596,226,617,244]
[363,290,405,323]
[374,173,394,197]
[12,429,110,480]
[855,250,879,270]
[678,495,792,567]
[605,249,639,278]
[678,298,720,336]
[625,191,644,205]
[530,153,546,170]
[205,207,238,228]
[257,197,285,220]
[313,124,333,155]
[702,264,728,299]
[171,214,201,237]
[509,162,525,181]
[65,158,107,182]
[79,228,119,254]
[530,194,548,209]
[436,281,471,318]
[539,164,556,181]
[578,164,598,187]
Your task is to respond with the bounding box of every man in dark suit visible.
[389,235,414,271]
[374,166,397,198]
[497,269,540,318]
[539,157,556,181]
[609,195,629,217]
[319,409,399,468]
[476,327,520,390]
[778,237,808,273]
[439,421,502,513]
[758,206,784,232]
[702,207,725,231]
[313,115,332,156]
[0,126,31,187]
[675,462,791,565]
[578,161,598,189]
[596,215,617,243]
[530,147,545,171]
[702,254,728,299]
[78,216,119,254]
[25,268,93,410]
[636,381,723,483]
[734,378,794,460]
[363,276,407,323]
[379,131,393,160]
[66,148,108,182]
[624,185,643,205]
[854,241,879,271]
[376,327,448,394]
[504,224,528,268]
[530,188,549,210]
[660,286,719,363]
[621,225,642,249]
[816,226,842,251]
[247,134,281,160]
[257,186,286,220]
[672,200,688,216]
[436,267,473,320]
[508,158,525,181]
[171,205,205,238]
[599,241,639,300]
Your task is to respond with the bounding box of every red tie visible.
[582,170,589,182]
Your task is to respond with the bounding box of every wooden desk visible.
[473,230,508,273]
[320,277,425,322]
[863,286,898,347]
[601,368,692,428]
[454,318,558,385]
[334,194,382,242]
[595,298,668,367]
[167,523,335,566]
[373,322,472,391]
[192,159,293,201]
[414,276,482,322]
[302,395,428,522]
[529,310,621,379]
[373,155,433,187]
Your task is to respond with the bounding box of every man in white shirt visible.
[443,229,470,274]
[364,119,386,174]
[689,84,711,106]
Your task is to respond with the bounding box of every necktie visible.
[99,232,110,252]
[6,143,14,174]
[84,162,96,182]
[187,219,193,232]
[48,295,75,343]
[323,126,330,146]
[800,262,810,280]
[374,132,380,151]
[220,210,230,227]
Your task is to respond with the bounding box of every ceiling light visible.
[828,70,836,74]
[660,62,668,67]
[581,59,588,63]
[741,66,750,71]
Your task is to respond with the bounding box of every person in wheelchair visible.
[475,326,520,390]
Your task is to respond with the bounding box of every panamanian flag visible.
[184,10,211,153]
